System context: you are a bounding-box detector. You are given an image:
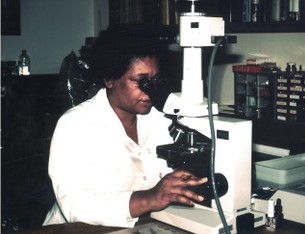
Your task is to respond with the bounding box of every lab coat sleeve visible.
[48,112,138,227]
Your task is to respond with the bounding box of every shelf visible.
[226,21,305,33]
[109,0,305,34]
[108,22,305,37]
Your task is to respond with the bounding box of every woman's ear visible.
[104,79,113,88]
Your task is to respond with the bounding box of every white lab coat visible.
[43,89,173,227]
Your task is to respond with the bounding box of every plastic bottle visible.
[18,50,31,76]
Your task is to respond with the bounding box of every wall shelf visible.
[226,21,305,33]
[109,0,305,34]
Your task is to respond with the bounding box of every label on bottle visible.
[277,93,288,98]
[277,85,288,91]
[19,66,30,76]
[276,101,287,106]
[290,85,303,92]
[290,94,300,99]
[277,108,288,113]
[277,115,287,121]
[290,101,297,106]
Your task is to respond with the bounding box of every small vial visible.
[274,199,284,228]
[266,199,276,231]
[286,62,297,73]
[289,0,300,21]
[251,0,260,22]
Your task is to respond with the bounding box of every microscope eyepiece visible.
[138,75,171,112]
[138,77,155,95]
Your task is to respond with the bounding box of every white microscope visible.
[148,1,265,233]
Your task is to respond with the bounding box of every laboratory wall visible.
[1,0,109,74]
[1,0,304,106]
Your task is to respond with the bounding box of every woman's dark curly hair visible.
[90,25,161,88]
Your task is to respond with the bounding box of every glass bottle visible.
[251,0,260,22]
[18,50,31,76]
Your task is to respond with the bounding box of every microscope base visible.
[151,204,234,234]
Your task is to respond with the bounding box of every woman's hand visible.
[129,170,208,217]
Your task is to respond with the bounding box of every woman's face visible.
[106,56,159,115]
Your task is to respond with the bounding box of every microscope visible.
[144,1,266,233]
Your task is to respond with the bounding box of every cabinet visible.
[226,21,305,33]
[1,75,62,231]
[108,0,305,33]
[1,72,97,231]
[233,64,305,122]
[234,71,275,119]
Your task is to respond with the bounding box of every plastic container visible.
[255,153,305,189]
